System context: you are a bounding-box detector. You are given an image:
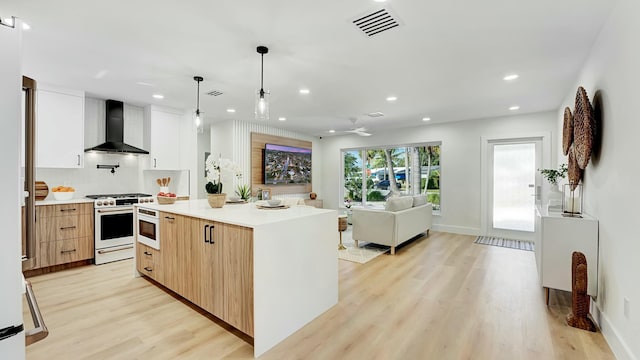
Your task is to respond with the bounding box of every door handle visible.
[204,224,209,243]
[209,224,215,244]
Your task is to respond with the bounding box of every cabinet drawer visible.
[36,202,93,217]
[39,236,93,267]
[136,243,161,281]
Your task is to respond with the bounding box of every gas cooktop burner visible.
[86,193,153,200]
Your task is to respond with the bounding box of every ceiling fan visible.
[344,117,372,136]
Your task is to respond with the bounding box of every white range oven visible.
[137,207,160,250]
[87,193,155,264]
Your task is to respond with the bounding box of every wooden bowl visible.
[157,196,177,205]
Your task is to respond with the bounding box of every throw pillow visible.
[412,195,427,207]
[384,196,413,212]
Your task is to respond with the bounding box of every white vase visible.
[547,184,562,211]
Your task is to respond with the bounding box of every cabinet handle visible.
[60,208,77,212]
[204,224,210,243]
[165,216,175,221]
[60,226,76,230]
[60,249,76,254]
[77,154,80,166]
[154,158,157,168]
[143,251,152,256]
[144,266,153,272]
[209,224,215,245]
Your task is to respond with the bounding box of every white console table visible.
[534,206,599,304]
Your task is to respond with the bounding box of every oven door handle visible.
[97,208,133,214]
[97,245,134,254]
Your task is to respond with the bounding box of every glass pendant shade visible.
[194,110,203,133]
[255,89,269,121]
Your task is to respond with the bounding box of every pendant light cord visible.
[260,53,264,91]
[196,79,200,112]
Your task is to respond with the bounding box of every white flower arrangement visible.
[205,155,242,194]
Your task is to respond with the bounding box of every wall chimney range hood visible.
[84,100,149,154]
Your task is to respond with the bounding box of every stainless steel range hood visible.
[84,100,149,154]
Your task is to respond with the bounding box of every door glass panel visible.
[100,213,133,240]
[492,143,535,232]
[343,150,364,205]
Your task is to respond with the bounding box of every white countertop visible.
[36,198,94,206]
[536,205,595,220]
[136,199,336,228]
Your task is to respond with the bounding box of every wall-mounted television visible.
[264,143,312,185]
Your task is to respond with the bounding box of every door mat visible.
[474,236,534,251]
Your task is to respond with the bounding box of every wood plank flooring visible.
[23,231,614,359]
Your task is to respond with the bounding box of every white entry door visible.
[487,139,542,241]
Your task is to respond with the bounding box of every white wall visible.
[196,127,211,199]
[319,111,557,234]
[559,0,639,358]
[37,98,145,198]
[38,98,193,198]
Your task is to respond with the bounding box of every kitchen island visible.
[134,199,338,357]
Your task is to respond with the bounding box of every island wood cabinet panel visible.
[144,106,182,170]
[36,203,94,267]
[142,212,254,336]
[36,85,85,168]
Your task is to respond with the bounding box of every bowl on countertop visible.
[267,199,281,207]
[157,195,177,205]
[52,191,75,201]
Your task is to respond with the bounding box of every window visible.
[342,143,441,212]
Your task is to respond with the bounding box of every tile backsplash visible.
[36,152,142,198]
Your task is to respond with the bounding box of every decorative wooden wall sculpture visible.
[562,86,596,187]
[566,251,597,332]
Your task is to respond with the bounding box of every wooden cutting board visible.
[35,181,49,200]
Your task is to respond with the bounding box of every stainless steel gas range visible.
[86,193,155,265]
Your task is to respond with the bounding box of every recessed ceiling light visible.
[422,117,431,121]
[509,105,520,111]
[329,129,336,133]
[503,74,519,81]
[278,117,286,121]
[386,96,398,102]
[152,94,164,99]
[226,108,236,113]
[299,89,310,94]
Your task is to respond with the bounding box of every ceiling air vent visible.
[205,90,223,96]
[367,112,384,118]
[352,8,401,37]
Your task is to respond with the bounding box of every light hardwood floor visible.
[23,232,614,359]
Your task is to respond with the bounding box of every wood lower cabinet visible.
[136,243,162,281]
[36,202,94,268]
[140,211,254,336]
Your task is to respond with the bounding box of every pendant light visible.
[193,76,204,133]
[255,46,269,121]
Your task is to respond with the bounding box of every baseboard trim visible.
[593,302,638,360]
[431,224,479,236]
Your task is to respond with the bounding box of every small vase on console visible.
[207,193,226,208]
[547,184,563,212]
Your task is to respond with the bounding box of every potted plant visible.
[538,164,567,210]
[235,184,252,201]
[539,164,568,187]
[205,155,242,207]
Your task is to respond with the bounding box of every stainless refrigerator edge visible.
[0,18,26,359]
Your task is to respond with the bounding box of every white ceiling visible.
[3,0,616,137]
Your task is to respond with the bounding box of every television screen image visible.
[264,143,312,184]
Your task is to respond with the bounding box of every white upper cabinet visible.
[36,85,85,168]
[144,105,182,170]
